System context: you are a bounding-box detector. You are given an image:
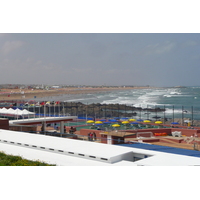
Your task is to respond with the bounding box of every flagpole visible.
[49,103,50,117]
[86,102,88,123]
[28,103,29,119]
[34,104,36,119]
[54,102,55,117]
[59,102,60,117]
[39,102,40,118]
[44,103,46,118]
[63,102,64,117]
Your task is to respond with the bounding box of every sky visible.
[1,1,200,87]
[0,33,200,87]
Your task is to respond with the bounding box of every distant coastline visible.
[0,86,155,101]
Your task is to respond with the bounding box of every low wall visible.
[79,129,102,139]
[0,118,9,130]
[9,125,37,133]
[100,134,125,144]
[159,138,184,143]
[125,128,172,138]
[171,128,198,137]
[72,127,200,142]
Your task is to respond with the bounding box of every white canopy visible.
[0,107,35,116]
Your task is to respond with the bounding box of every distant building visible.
[51,86,60,89]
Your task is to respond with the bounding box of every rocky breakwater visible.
[60,102,166,118]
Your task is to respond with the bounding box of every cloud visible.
[144,41,176,55]
[0,33,7,38]
[1,40,24,54]
[182,40,197,47]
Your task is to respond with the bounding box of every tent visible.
[0,107,35,118]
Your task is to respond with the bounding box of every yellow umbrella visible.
[144,120,151,123]
[95,121,103,124]
[129,119,136,122]
[87,120,94,123]
[112,124,120,127]
[155,121,162,123]
[122,121,130,124]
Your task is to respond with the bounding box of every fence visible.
[1,100,200,126]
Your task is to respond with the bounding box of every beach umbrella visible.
[143,120,151,123]
[122,121,130,124]
[112,124,120,127]
[155,121,162,124]
[114,117,120,120]
[95,121,103,124]
[109,119,118,122]
[152,116,161,119]
[171,122,179,125]
[130,122,139,124]
[137,119,143,122]
[121,117,129,120]
[129,119,136,122]
[87,120,94,123]
[99,119,106,121]
[95,123,104,126]
[103,121,111,124]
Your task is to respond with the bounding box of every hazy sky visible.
[0,33,200,87]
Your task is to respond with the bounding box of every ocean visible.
[34,87,200,121]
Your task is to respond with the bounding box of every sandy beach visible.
[0,86,150,101]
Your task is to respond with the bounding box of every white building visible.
[1,129,200,166]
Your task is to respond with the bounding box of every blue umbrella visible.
[95,123,104,126]
[171,122,179,124]
[130,122,139,124]
[103,121,111,124]
[99,119,106,121]
[137,119,143,122]
[109,119,118,122]
[114,117,120,120]
[121,117,129,120]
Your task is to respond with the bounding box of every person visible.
[88,132,91,141]
[64,125,66,133]
[90,132,94,141]
[73,127,76,133]
[69,126,74,134]
[54,123,57,130]
[41,123,44,134]
[93,132,96,141]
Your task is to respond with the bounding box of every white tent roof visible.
[22,109,35,115]
[0,107,8,113]
[0,107,35,116]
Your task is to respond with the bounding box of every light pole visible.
[191,106,194,126]
[163,105,165,124]
[182,106,187,126]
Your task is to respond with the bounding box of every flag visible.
[46,101,50,105]
[40,102,45,106]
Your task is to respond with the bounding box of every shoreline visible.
[0,86,153,101]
